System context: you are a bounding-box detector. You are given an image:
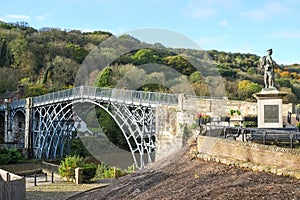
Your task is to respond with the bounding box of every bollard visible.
[34,174,37,186]
[45,172,48,182]
[6,173,10,181]
[51,171,54,183]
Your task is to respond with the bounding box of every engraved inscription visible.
[264,105,279,123]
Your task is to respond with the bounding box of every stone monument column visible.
[254,49,287,128]
[253,89,287,128]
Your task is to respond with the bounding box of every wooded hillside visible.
[0,21,299,103]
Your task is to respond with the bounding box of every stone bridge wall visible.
[197,135,300,179]
[155,95,294,161]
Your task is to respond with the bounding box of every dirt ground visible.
[69,143,300,200]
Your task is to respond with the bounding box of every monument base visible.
[253,88,287,128]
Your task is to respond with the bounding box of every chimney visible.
[17,85,25,96]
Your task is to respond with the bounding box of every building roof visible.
[0,90,19,99]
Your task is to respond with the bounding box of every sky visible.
[1,0,300,65]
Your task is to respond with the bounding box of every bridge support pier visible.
[4,103,12,143]
[24,98,32,157]
[155,94,197,161]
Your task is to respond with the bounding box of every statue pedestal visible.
[253,88,287,128]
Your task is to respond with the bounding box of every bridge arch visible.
[32,98,155,169]
[32,102,77,159]
[0,112,4,143]
[71,99,155,169]
[11,110,25,146]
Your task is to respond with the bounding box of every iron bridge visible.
[0,86,178,169]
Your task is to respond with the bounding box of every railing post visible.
[289,132,294,149]
[262,130,267,145]
[51,171,54,183]
[34,174,37,186]
[6,172,10,181]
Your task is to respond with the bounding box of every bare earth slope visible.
[69,144,300,200]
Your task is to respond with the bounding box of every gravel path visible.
[26,176,107,200]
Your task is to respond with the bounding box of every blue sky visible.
[1,0,300,65]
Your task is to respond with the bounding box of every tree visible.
[163,55,195,75]
[238,80,262,100]
[50,56,79,87]
[65,44,88,63]
[189,71,202,83]
[95,67,113,87]
[96,107,129,150]
[0,67,22,94]
[131,49,162,65]
[9,37,28,68]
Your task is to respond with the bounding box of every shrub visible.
[0,148,24,165]
[82,163,97,182]
[94,163,131,179]
[59,155,84,179]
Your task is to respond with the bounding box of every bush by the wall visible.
[0,148,24,165]
[59,155,84,179]
[82,163,97,182]
[95,163,129,179]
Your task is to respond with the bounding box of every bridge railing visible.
[32,86,179,106]
[0,104,6,111]
[9,99,26,109]
[0,99,26,111]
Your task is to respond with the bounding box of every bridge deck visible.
[32,86,179,107]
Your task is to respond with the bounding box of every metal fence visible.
[221,126,300,148]
[32,86,179,106]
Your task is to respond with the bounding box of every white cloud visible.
[218,19,229,27]
[36,14,49,22]
[269,30,300,39]
[5,14,30,21]
[240,1,291,20]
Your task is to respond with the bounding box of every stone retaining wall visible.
[0,162,42,174]
[197,135,300,179]
[0,169,25,200]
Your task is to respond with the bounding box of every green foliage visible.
[82,163,97,182]
[238,80,262,100]
[163,55,195,75]
[189,71,202,83]
[95,67,113,87]
[69,138,91,158]
[131,49,162,65]
[229,109,241,116]
[0,148,24,164]
[94,163,128,179]
[65,44,88,63]
[247,67,256,75]
[96,107,130,151]
[275,78,292,88]
[59,155,84,179]
[230,109,236,116]
[0,21,300,103]
[24,84,49,97]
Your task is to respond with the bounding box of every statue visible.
[259,49,275,89]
